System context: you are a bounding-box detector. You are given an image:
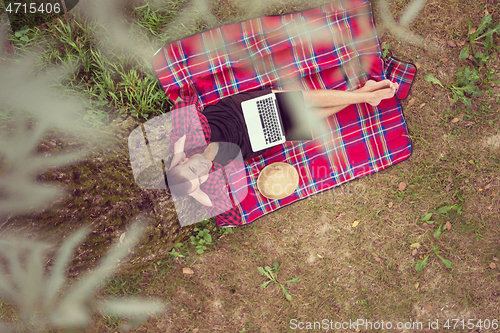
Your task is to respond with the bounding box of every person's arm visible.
[173,135,186,154]
[169,135,187,169]
[188,187,213,207]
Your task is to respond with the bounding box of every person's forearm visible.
[173,135,186,154]
[189,188,213,207]
[302,89,370,108]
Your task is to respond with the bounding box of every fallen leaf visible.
[458,40,466,47]
[493,191,497,197]
[479,188,483,192]
[419,255,424,259]
[419,103,426,108]
[183,267,194,275]
[415,282,419,290]
[447,176,453,182]
[352,220,359,228]
[440,58,448,63]
[493,257,499,262]
[447,40,457,47]
[490,262,497,269]
[451,117,459,123]
[412,249,418,256]
[445,221,452,230]
[469,27,477,35]
[372,253,382,262]
[485,183,492,190]
[410,243,421,248]
[192,329,199,333]
[415,62,421,69]
[407,98,416,107]
[423,304,433,311]
[388,202,393,208]
[473,258,478,263]
[398,182,407,191]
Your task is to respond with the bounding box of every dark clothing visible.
[203,89,273,163]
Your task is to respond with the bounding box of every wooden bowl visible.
[256,162,299,200]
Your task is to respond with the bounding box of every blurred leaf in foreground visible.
[0,218,165,332]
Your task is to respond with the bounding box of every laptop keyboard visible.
[257,97,282,144]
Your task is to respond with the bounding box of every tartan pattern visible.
[153,0,415,227]
[169,100,243,224]
[383,56,417,100]
[169,96,209,156]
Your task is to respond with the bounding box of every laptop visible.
[241,91,314,152]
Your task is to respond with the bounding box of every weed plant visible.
[424,14,499,107]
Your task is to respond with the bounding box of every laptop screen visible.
[275,91,314,141]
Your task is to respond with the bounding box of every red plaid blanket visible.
[153,0,416,226]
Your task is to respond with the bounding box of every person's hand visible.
[169,151,186,170]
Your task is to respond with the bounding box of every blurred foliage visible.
[0,220,165,332]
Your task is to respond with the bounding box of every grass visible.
[1,0,500,331]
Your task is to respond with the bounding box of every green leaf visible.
[273,261,279,272]
[459,46,469,60]
[470,89,483,98]
[420,213,433,222]
[437,205,452,214]
[439,257,454,269]
[285,276,301,283]
[434,225,442,238]
[280,284,292,301]
[203,232,212,244]
[196,248,204,254]
[461,97,472,107]
[423,73,444,88]
[258,267,272,280]
[474,14,492,37]
[260,280,272,289]
[484,34,494,52]
[20,36,29,42]
[415,255,429,272]
[382,43,390,58]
